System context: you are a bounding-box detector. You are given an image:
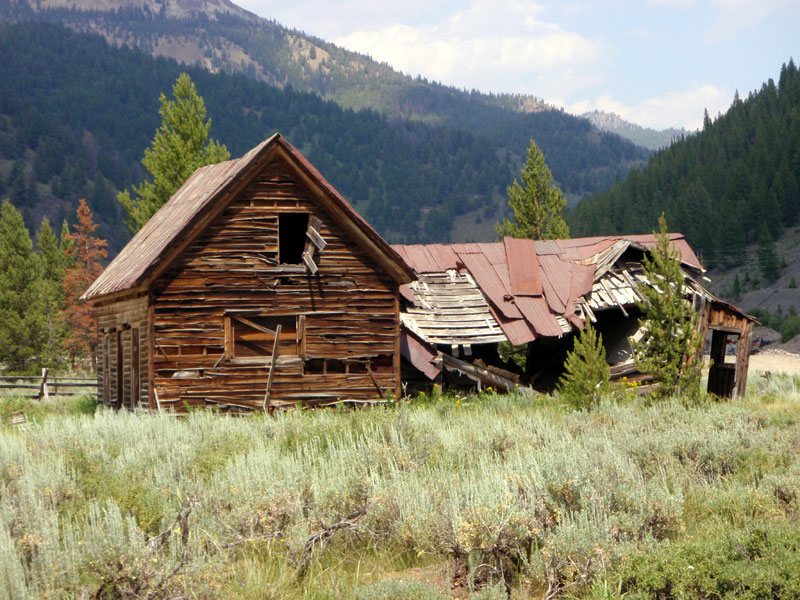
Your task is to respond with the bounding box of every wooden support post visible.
[366,363,384,398]
[263,324,282,414]
[38,368,49,401]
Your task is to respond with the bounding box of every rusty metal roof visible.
[505,237,542,296]
[84,134,413,300]
[393,232,709,348]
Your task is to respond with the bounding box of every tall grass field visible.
[0,374,799,599]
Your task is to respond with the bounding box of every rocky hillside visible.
[583,110,690,150]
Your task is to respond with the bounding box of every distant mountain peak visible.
[581,110,689,150]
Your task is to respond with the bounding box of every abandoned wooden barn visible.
[395,235,756,398]
[83,134,413,412]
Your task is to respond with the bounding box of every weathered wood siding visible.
[95,294,149,408]
[150,158,399,411]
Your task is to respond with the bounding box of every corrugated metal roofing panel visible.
[538,254,571,314]
[504,237,542,296]
[490,308,537,346]
[479,243,506,265]
[533,240,563,255]
[393,245,441,273]
[514,296,564,337]
[457,251,523,319]
[426,244,461,270]
[400,330,440,380]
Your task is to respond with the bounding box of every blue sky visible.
[237,0,799,130]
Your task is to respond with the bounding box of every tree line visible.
[0,21,650,254]
[0,197,105,374]
[567,59,800,278]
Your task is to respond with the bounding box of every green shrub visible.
[557,322,610,410]
[617,521,800,600]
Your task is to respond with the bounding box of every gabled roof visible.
[84,134,413,300]
[393,233,706,347]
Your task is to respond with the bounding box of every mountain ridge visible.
[582,110,690,150]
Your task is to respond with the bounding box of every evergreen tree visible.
[0,199,49,372]
[633,215,702,400]
[757,222,780,282]
[118,73,229,233]
[496,139,569,240]
[36,217,69,369]
[730,273,742,301]
[61,199,108,369]
[557,321,610,410]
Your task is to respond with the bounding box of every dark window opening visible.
[279,213,310,265]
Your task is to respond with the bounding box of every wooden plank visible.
[232,315,279,336]
[302,250,319,275]
[306,223,327,251]
[263,324,281,414]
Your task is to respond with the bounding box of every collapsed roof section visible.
[394,234,727,387]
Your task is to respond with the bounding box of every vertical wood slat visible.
[298,314,306,359]
[735,320,754,399]
[263,324,282,414]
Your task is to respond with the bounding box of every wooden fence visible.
[0,368,97,400]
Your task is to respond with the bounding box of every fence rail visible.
[0,369,97,400]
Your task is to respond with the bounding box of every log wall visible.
[95,294,149,408]
[150,157,399,411]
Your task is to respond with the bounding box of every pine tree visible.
[0,199,49,372]
[36,217,69,369]
[757,222,780,282]
[496,139,569,240]
[557,321,610,410]
[61,199,107,369]
[633,215,702,400]
[118,73,229,233]
[731,273,742,301]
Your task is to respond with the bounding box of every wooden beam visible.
[263,324,282,414]
[439,352,520,393]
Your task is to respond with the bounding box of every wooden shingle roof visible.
[84,134,413,300]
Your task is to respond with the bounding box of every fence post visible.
[38,368,49,402]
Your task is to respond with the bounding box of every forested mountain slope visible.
[0,0,649,200]
[0,22,522,251]
[568,60,800,271]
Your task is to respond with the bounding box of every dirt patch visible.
[749,350,800,375]
[379,561,469,599]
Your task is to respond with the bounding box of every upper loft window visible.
[279,213,310,265]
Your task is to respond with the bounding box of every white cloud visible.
[569,83,731,130]
[330,0,607,97]
[704,0,800,41]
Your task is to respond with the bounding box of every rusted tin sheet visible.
[400,331,440,380]
[456,252,523,320]
[504,237,542,296]
[538,254,572,314]
[392,245,442,273]
[479,242,506,265]
[490,307,537,346]
[514,296,564,337]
